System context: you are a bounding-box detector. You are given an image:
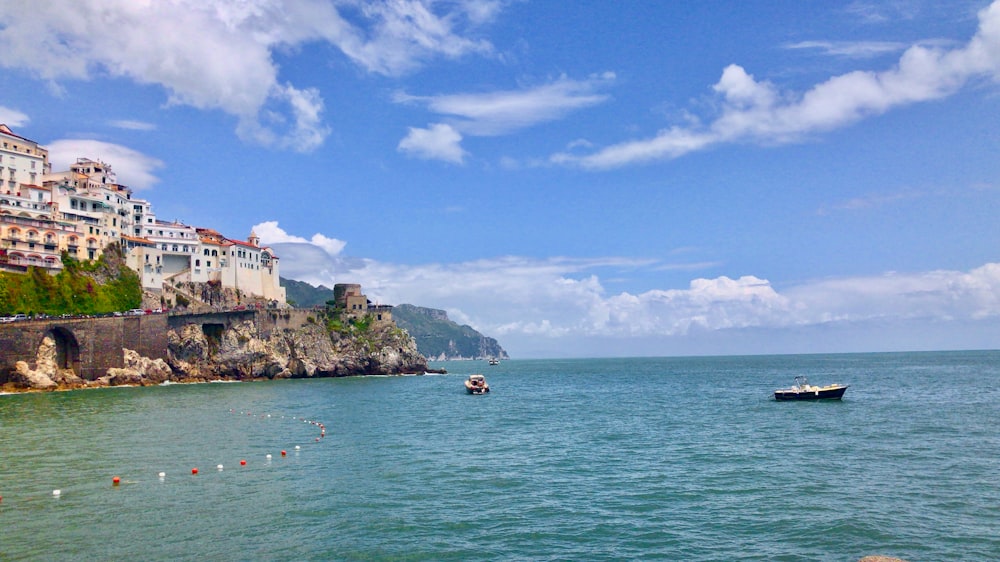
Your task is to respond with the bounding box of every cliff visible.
[278,278,509,361]
[392,304,509,361]
[5,314,431,392]
[167,316,428,379]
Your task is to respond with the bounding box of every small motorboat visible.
[488,358,499,365]
[774,376,848,401]
[465,374,490,394]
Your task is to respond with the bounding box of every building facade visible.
[0,124,286,304]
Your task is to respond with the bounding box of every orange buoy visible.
[192,468,199,475]
[240,459,247,466]
[112,476,120,486]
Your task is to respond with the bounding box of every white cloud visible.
[0,106,29,127]
[343,0,494,75]
[397,123,466,163]
[252,221,346,257]
[109,119,156,131]
[0,0,497,150]
[269,226,1000,356]
[784,40,909,58]
[46,139,164,190]
[396,73,615,136]
[555,0,1000,169]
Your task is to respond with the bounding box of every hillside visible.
[282,277,336,307]
[0,245,141,316]
[279,278,509,360]
[392,304,509,361]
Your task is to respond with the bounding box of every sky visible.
[2,0,1000,358]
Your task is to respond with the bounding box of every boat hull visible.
[774,385,848,401]
[465,375,490,394]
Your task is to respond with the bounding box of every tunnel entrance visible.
[46,327,81,374]
[202,323,225,351]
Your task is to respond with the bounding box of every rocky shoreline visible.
[3,316,443,393]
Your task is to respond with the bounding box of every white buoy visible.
[52,489,61,497]
[158,472,166,479]
[294,445,301,450]
[217,464,224,471]
[266,454,272,459]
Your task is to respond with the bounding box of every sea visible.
[1,351,998,561]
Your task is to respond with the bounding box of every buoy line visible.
[0,409,328,507]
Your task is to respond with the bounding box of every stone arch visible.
[45,327,81,374]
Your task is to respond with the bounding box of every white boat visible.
[774,376,848,401]
[465,374,490,394]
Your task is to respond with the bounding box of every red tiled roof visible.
[121,234,156,245]
[0,124,40,144]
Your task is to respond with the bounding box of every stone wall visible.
[0,314,169,382]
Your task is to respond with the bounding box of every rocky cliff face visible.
[167,319,429,380]
[392,303,509,361]
[4,317,431,392]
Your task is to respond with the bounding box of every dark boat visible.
[774,376,848,401]
[465,374,490,394]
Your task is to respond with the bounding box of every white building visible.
[44,158,137,261]
[0,124,50,194]
[1,131,286,304]
[0,125,83,271]
[121,234,164,290]
[193,228,285,302]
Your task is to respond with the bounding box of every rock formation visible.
[4,314,431,392]
[166,318,428,380]
[10,335,86,390]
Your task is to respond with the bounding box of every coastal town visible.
[0,123,285,308]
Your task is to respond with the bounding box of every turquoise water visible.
[1,351,999,561]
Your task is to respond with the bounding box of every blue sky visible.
[2,0,1000,358]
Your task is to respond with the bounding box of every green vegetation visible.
[278,277,509,360]
[393,304,508,360]
[281,277,335,307]
[0,245,142,316]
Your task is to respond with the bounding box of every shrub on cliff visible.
[0,244,141,316]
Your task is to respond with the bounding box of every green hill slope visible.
[279,278,508,360]
[392,304,509,361]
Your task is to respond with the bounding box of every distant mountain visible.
[392,304,509,361]
[280,278,509,361]
[281,278,335,307]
